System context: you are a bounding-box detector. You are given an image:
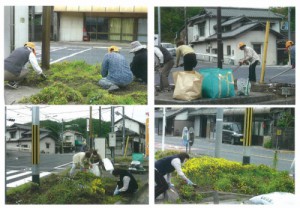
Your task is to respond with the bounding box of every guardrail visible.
[195,53,235,65]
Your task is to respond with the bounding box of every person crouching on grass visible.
[112,168,138,196]
[98,46,133,92]
[155,152,194,199]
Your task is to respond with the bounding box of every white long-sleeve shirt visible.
[241,46,260,65]
[27,47,43,74]
[72,152,89,168]
[154,47,164,64]
[118,176,131,192]
[166,158,188,183]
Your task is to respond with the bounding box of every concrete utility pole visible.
[288,7,291,41]
[162,108,166,151]
[215,108,223,158]
[42,6,51,69]
[122,106,126,155]
[157,7,161,45]
[243,108,253,165]
[61,119,64,154]
[89,106,93,150]
[31,106,40,185]
[217,7,223,69]
[99,106,101,137]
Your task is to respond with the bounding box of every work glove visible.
[186,179,194,186]
[168,182,175,188]
[113,189,120,196]
[40,73,47,80]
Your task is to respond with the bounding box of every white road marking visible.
[6,170,19,175]
[6,171,32,180]
[7,172,52,188]
[54,162,72,169]
[50,48,92,64]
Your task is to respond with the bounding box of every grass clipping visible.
[20,61,147,104]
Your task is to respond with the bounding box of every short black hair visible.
[85,151,91,158]
[112,168,128,176]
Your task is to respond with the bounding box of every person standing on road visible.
[69,151,92,176]
[4,42,47,89]
[98,46,133,92]
[155,44,174,92]
[112,168,138,196]
[238,42,260,82]
[175,40,197,71]
[130,41,148,84]
[286,40,295,69]
[155,152,194,199]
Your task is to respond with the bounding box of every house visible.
[186,7,285,65]
[53,6,147,42]
[62,130,85,152]
[6,123,56,154]
[114,115,146,154]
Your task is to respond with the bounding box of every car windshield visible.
[232,123,242,133]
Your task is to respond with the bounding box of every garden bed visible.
[19,61,147,104]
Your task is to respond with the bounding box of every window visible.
[10,131,16,139]
[65,136,72,141]
[198,22,206,37]
[227,45,231,55]
[46,143,50,149]
[253,44,262,55]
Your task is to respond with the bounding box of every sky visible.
[5,105,149,126]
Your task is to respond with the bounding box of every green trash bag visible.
[198,68,235,98]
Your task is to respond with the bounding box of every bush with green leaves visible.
[6,171,121,204]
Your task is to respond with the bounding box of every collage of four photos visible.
[2,3,297,206]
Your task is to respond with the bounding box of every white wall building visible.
[187,7,285,65]
[6,124,56,154]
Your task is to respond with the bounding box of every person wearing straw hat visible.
[98,46,133,92]
[4,42,47,89]
[129,41,148,83]
[238,42,260,82]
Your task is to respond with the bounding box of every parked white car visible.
[161,42,176,56]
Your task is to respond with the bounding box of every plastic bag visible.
[90,163,101,177]
[198,68,235,98]
[237,78,251,96]
[172,71,203,101]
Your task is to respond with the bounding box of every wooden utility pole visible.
[217,7,223,69]
[42,6,51,69]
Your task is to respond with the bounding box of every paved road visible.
[35,41,134,65]
[5,151,73,188]
[155,135,294,172]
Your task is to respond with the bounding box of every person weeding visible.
[155,152,194,199]
[4,42,47,89]
[238,42,260,83]
[285,40,295,69]
[90,150,104,176]
[69,151,92,176]
[112,168,138,196]
[175,40,197,71]
[98,46,133,92]
[130,41,148,84]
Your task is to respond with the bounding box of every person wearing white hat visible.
[129,41,147,83]
[4,42,47,89]
[98,46,133,92]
